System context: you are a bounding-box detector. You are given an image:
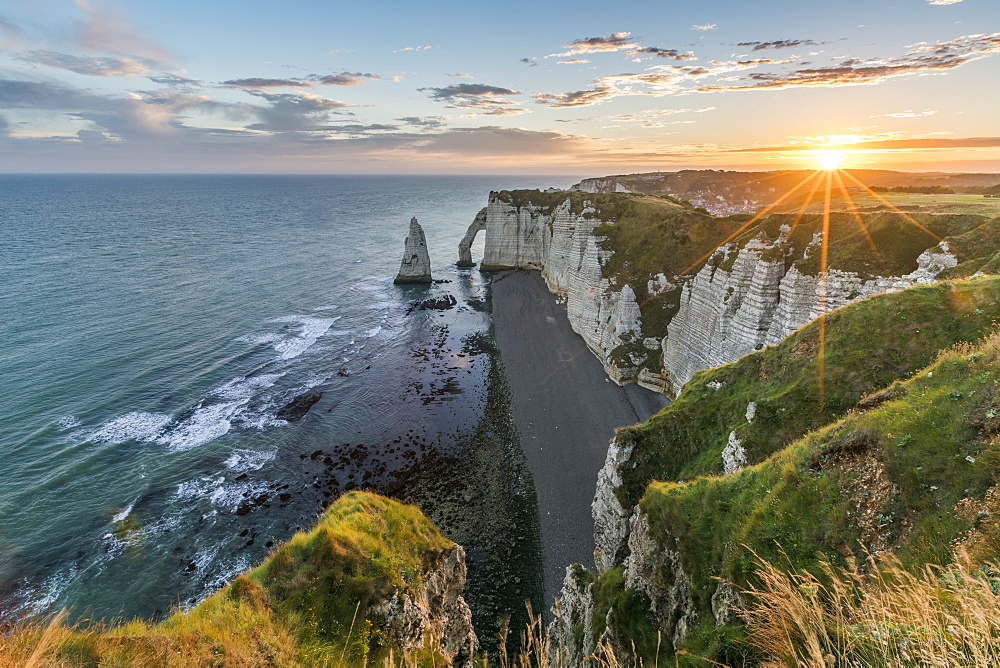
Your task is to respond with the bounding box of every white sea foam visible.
[312,304,339,311]
[90,412,170,445]
[211,373,284,401]
[157,402,240,452]
[20,566,80,616]
[236,333,283,346]
[176,476,224,502]
[224,448,275,473]
[209,480,271,512]
[57,415,82,431]
[364,325,383,338]
[267,315,339,359]
[112,498,138,523]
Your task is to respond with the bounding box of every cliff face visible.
[476,194,644,384]
[661,232,958,394]
[471,191,968,395]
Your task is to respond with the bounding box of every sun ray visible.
[832,169,886,268]
[838,170,945,246]
[662,169,823,289]
[818,169,833,414]
[783,168,825,241]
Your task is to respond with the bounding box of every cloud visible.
[558,58,591,64]
[701,32,1000,92]
[534,86,616,108]
[520,57,539,67]
[629,47,696,61]
[394,44,432,52]
[73,0,172,65]
[928,0,962,4]
[146,72,202,87]
[872,109,937,118]
[221,72,382,89]
[737,39,821,52]
[312,72,381,86]
[732,136,1000,152]
[222,77,313,89]
[244,90,354,131]
[445,72,473,78]
[420,82,525,114]
[550,32,639,57]
[396,116,448,128]
[17,49,154,77]
[534,64,728,108]
[691,24,717,31]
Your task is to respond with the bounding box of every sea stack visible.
[394,217,432,284]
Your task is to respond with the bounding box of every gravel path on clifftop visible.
[491,270,668,607]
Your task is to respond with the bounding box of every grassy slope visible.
[643,328,1000,663]
[0,492,456,666]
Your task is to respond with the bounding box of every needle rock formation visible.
[394,217,432,284]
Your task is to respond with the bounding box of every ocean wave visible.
[57,415,82,431]
[267,315,340,360]
[224,448,275,473]
[210,373,284,401]
[89,412,170,445]
[156,402,242,452]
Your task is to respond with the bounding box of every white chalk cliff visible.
[474,196,645,383]
[467,193,958,396]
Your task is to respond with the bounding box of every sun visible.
[815,150,845,170]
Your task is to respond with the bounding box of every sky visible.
[0,0,998,174]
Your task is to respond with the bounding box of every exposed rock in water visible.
[457,207,486,267]
[420,295,458,310]
[394,217,432,284]
[276,388,322,421]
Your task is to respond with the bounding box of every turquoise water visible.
[0,174,571,621]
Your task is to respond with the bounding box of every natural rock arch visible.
[456,208,487,267]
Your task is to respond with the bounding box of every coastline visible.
[490,270,668,606]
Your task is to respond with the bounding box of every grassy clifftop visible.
[0,492,466,667]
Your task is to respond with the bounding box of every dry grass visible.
[742,550,1000,667]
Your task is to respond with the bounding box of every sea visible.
[0,174,575,628]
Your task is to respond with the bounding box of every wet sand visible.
[491,270,668,606]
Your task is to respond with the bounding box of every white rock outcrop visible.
[370,545,478,666]
[623,510,697,650]
[661,236,958,395]
[394,217,432,284]
[550,566,596,666]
